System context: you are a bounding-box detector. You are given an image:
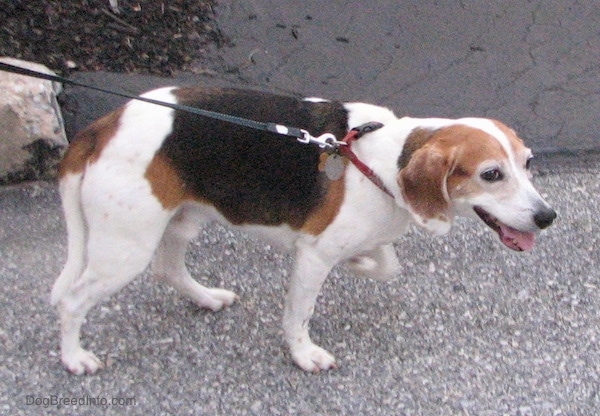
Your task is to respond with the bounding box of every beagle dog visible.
[51,87,556,374]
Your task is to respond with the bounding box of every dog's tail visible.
[51,169,87,305]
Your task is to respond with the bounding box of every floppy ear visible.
[397,144,456,235]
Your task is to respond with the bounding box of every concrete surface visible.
[207,0,600,153]
[2,0,600,415]
[62,1,600,154]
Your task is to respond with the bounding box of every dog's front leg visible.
[283,244,337,372]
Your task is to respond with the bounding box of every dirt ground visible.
[0,0,225,76]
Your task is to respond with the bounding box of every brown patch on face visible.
[447,126,508,199]
[300,175,346,235]
[398,124,508,221]
[58,108,124,177]
[443,125,508,200]
[144,150,189,210]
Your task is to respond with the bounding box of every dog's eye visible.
[525,156,533,170]
[480,168,504,182]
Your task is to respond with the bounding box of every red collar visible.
[338,125,394,197]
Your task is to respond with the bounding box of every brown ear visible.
[397,144,455,235]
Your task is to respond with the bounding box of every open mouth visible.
[473,207,535,252]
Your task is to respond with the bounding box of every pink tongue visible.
[499,224,535,251]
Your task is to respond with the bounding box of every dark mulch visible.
[0,0,226,76]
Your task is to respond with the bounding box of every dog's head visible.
[396,118,556,251]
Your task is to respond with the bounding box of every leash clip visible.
[297,130,347,151]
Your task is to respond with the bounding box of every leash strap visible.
[1,61,393,197]
[0,61,309,140]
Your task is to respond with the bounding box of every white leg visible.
[58,230,161,375]
[59,270,133,375]
[283,245,336,372]
[347,243,400,282]
[51,173,86,305]
[152,209,237,311]
[55,172,174,375]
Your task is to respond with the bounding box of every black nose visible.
[534,207,557,229]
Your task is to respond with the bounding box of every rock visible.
[0,57,67,184]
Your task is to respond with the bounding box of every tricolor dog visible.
[51,87,556,374]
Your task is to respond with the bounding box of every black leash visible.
[0,61,344,149]
[1,61,396,194]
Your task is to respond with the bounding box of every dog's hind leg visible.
[151,206,238,311]
[57,197,172,375]
[51,172,87,305]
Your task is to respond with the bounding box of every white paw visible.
[348,255,397,282]
[291,344,337,372]
[349,255,379,272]
[195,288,239,312]
[62,348,103,375]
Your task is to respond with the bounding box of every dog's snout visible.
[534,206,556,229]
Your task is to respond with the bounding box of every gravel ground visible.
[1,158,598,415]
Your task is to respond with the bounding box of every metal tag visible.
[324,153,345,181]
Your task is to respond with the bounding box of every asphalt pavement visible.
[2,1,600,415]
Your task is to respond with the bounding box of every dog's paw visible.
[291,344,337,372]
[62,348,103,375]
[348,255,397,282]
[195,288,239,312]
